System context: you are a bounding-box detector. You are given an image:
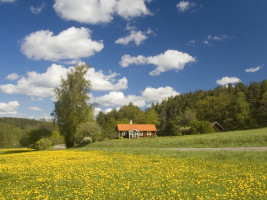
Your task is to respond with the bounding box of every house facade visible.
[117,124,157,139]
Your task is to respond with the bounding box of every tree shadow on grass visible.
[0,149,34,155]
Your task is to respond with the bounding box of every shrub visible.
[74,122,103,145]
[34,138,52,151]
[49,131,64,145]
[80,137,92,146]
[189,121,214,134]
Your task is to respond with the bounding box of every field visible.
[0,128,267,199]
[85,127,267,149]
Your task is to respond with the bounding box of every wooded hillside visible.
[97,80,267,136]
[0,118,59,148]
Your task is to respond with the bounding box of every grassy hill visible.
[83,127,267,149]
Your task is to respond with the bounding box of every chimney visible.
[130,120,133,124]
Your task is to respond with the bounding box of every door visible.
[132,131,137,139]
[130,130,138,139]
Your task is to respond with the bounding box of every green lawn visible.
[84,127,267,149]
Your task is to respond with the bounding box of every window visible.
[122,131,127,136]
[139,131,143,136]
[147,131,151,136]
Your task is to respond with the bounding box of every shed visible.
[211,122,224,132]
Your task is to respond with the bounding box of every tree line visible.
[0,118,62,148]
[97,80,267,136]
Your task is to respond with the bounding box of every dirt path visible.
[53,144,66,150]
[160,147,267,151]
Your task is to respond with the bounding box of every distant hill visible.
[0,117,52,129]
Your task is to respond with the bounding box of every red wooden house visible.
[117,124,157,139]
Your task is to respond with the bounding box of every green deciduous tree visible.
[144,109,160,126]
[75,121,102,144]
[34,138,53,151]
[232,92,250,129]
[52,64,92,148]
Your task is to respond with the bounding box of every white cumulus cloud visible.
[53,0,151,24]
[120,49,196,76]
[6,73,19,81]
[115,0,151,19]
[0,64,128,99]
[0,101,19,115]
[0,64,68,98]
[142,86,180,103]
[21,27,104,62]
[29,107,43,111]
[176,1,196,13]
[245,65,263,73]
[86,68,128,91]
[115,29,151,46]
[216,77,241,86]
[95,91,146,108]
[94,86,179,109]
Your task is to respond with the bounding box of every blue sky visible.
[0,0,266,119]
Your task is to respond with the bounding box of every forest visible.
[1,79,267,148]
[96,80,267,137]
[0,118,62,148]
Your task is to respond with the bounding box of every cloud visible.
[142,86,180,103]
[21,27,104,62]
[202,34,229,46]
[29,107,43,111]
[0,101,19,115]
[120,49,196,76]
[0,64,68,98]
[6,73,19,81]
[115,27,153,46]
[86,68,128,91]
[93,107,102,118]
[94,86,179,109]
[95,91,146,108]
[245,65,263,73]
[0,64,128,99]
[30,3,45,14]
[216,77,241,86]
[176,1,196,13]
[115,0,151,19]
[53,0,151,24]
[0,0,15,3]
[186,40,197,47]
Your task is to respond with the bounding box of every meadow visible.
[85,127,267,149]
[0,128,267,199]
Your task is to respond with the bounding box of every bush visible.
[74,122,103,145]
[80,137,92,146]
[189,121,214,134]
[20,126,54,148]
[49,131,64,145]
[34,138,52,151]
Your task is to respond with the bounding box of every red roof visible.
[117,124,156,131]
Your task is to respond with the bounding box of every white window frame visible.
[122,131,126,136]
[147,131,151,136]
[139,131,143,136]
